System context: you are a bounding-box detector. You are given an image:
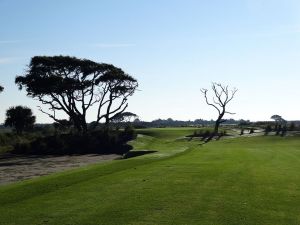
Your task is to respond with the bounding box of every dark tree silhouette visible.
[112,112,138,123]
[111,112,138,130]
[271,115,286,124]
[201,82,237,141]
[15,56,138,134]
[4,106,36,134]
[271,114,286,134]
[0,85,3,93]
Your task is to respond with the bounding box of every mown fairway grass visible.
[1,128,300,225]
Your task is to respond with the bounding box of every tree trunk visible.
[206,112,224,142]
[81,116,88,134]
[70,114,88,134]
[213,120,221,136]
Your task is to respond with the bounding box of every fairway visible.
[1,128,300,225]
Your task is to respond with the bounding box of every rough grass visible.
[1,128,300,224]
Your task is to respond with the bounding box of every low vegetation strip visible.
[1,129,300,225]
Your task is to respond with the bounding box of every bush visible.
[0,132,39,147]
[188,129,219,140]
[12,128,136,155]
[122,125,137,142]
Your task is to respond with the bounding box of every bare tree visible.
[201,82,237,141]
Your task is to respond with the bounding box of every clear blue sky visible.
[1,0,300,122]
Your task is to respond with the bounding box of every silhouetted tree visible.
[271,115,284,123]
[0,85,3,93]
[15,56,138,134]
[271,115,286,135]
[4,106,36,134]
[201,82,237,141]
[113,112,138,123]
[111,112,138,130]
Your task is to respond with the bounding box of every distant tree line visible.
[130,118,250,128]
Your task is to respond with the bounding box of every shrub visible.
[188,129,214,140]
[0,132,39,147]
[122,125,137,142]
[13,128,136,155]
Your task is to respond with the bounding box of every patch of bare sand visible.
[0,153,121,185]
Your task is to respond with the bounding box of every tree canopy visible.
[15,56,138,133]
[271,115,285,122]
[111,112,138,123]
[4,106,36,134]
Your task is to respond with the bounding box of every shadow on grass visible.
[123,150,157,159]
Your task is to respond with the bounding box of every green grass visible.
[1,128,300,224]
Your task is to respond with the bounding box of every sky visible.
[1,0,300,123]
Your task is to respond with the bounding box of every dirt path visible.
[0,153,121,186]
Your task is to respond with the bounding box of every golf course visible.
[1,128,300,225]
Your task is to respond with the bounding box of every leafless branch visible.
[201,82,238,141]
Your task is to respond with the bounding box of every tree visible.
[111,112,138,130]
[201,82,237,141]
[0,85,3,93]
[4,106,36,134]
[271,115,285,123]
[15,56,138,134]
[271,114,286,134]
[111,112,138,123]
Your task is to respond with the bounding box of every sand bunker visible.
[0,153,120,185]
